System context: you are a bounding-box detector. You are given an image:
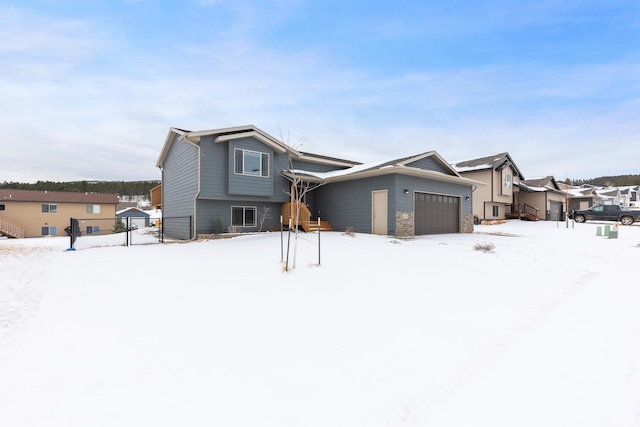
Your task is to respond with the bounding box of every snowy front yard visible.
[1,220,639,426]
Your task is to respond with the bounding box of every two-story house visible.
[451,152,525,222]
[156,125,484,239]
[0,189,119,238]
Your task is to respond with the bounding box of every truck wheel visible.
[574,214,586,223]
[620,216,634,225]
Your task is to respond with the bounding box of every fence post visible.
[69,217,73,249]
[161,216,164,242]
[317,217,321,266]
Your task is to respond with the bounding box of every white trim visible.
[234,148,270,178]
[231,205,257,227]
[371,190,388,235]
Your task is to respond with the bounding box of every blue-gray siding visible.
[196,200,283,234]
[162,135,199,239]
[314,174,473,234]
[405,157,452,174]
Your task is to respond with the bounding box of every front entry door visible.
[372,190,388,235]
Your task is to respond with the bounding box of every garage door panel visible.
[415,192,460,235]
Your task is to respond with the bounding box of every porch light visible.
[404,189,409,194]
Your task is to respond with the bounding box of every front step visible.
[300,220,334,232]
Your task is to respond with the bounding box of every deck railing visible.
[506,203,540,220]
[0,217,25,238]
[281,202,312,228]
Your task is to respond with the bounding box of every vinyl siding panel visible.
[199,135,229,199]
[314,175,397,234]
[162,135,199,239]
[395,175,472,214]
[459,169,492,219]
[405,157,451,174]
[196,200,283,234]
[228,138,275,197]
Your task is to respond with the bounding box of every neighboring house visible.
[514,176,570,221]
[620,186,640,208]
[116,207,151,229]
[156,125,484,239]
[451,152,525,222]
[0,189,118,238]
[560,185,606,211]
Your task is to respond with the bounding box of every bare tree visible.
[279,131,328,270]
[258,205,271,232]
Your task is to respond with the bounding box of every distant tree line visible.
[572,174,640,187]
[0,180,161,197]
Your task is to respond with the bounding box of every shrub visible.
[343,226,355,237]
[112,220,126,233]
[474,241,495,253]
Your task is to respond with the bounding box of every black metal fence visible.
[68,216,192,250]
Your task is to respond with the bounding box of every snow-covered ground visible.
[1,220,639,426]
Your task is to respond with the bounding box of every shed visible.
[116,207,151,228]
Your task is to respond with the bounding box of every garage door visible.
[549,201,562,221]
[415,193,460,235]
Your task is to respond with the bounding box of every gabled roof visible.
[451,152,525,180]
[516,176,569,195]
[156,125,359,169]
[116,207,150,216]
[284,151,485,187]
[0,189,119,204]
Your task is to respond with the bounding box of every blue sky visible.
[1,0,639,182]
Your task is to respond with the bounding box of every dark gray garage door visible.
[415,193,460,235]
[549,201,562,221]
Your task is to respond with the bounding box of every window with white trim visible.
[503,173,512,188]
[492,206,499,217]
[231,206,257,227]
[234,149,269,177]
[86,204,101,213]
[0,203,4,211]
[42,204,58,213]
[41,226,57,235]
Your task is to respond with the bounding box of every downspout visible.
[178,134,201,240]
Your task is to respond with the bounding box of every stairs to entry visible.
[300,220,334,232]
[0,218,25,238]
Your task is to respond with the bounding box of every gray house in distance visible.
[156,125,483,239]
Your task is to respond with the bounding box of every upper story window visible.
[0,203,5,211]
[234,149,269,177]
[42,203,58,213]
[503,173,512,188]
[86,204,101,214]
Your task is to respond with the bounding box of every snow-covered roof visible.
[450,152,525,179]
[284,152,486,187]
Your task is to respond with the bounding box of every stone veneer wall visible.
[395,211,414,238]
[461,213,473,233]
[396,211,474,237]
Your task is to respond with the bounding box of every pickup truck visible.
[570,204,640,225]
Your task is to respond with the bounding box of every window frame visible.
[86,225,100,235]
[492,205,499,217]
[234,148,269,178]
[86,204,101,214]
[42,203,58,213]
[41,226,58,236]
[0,203,5,211]
[503,173,512,189]
[231,206,257,227]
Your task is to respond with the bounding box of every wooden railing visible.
[281,202,312,227]
[150,184,162,209]
[505,203,540,221]
[0,217,25,238]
